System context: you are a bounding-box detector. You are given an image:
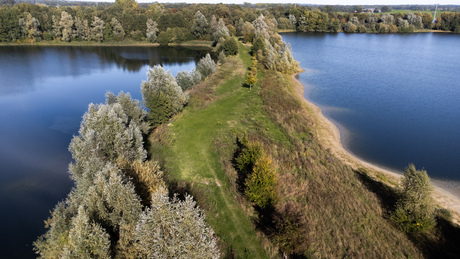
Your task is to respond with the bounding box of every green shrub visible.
[220,37,238,56]
[391,164,436,233]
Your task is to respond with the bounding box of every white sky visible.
[132,0,458,6]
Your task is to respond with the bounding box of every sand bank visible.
[291,70,460,225]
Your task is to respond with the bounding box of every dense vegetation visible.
[34,55,219,258]
[1,1,459,44]
[20,1,460,258]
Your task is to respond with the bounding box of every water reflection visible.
[0,46,211,96]
[0,45,208,258]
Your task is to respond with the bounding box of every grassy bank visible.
[148,41,460,258]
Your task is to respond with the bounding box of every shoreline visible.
[0,41,214,49]
[291,69,460,224]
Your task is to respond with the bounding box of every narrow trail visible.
[167,52,268,258]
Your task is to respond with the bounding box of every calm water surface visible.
[0,45,210,258]
[283,32,460,188]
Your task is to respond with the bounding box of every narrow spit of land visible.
[149,44,271,258]
[149,42,460,258]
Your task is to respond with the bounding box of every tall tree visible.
[140,66,188,126]
[191,10,208,39]
[110,17,125,41]
[196,53,216,78]
[59,11,73,42]
[74,17,89,40]
[91,16,104,42]
[212,18,229,42]
[146,18,158,43]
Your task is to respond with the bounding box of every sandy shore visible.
[291,71,460,225]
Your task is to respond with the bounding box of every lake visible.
[0,45,210,258]
[283,32,460,193]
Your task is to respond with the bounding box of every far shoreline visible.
[0,40,214,49]
[291,68,460,225]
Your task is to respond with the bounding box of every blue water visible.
[283,32,460,186]
[0,46,209,258]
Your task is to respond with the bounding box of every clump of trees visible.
[244,14,300,74]
[34,89,220,257]
[391,164,436,233]
[235,136,278,209]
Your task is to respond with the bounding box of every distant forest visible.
[1,0,459,43]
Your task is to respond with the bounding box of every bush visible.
[176,69,201,91]
[218,51,226,64]
[245,154,277,208]
[235,136,277,209]
[196,53,216,78]
[391,164,436,233]
[157,31,171,46]
[220,37,238,56]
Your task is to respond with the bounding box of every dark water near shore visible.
[283,32,460,187]
[0,45,209,258]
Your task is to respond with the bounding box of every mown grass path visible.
[163,45,269,258]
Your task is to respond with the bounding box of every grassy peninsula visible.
[27,2,460,257]
[144,41,460,257]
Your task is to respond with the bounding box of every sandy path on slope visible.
[291,72,460,225]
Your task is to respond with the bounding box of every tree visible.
[245,154,277,209]
[251,36,265,55]
[354,5,363,13]
[242,21,255,43]
[422,13,434,29]
[381,6,391,13]
[288,14,297,28]
[59,11,73,42]
[220,37,238,56]
[196,53,216,78]
[381,13,394,25]
[245,71,257,90]
[209,15,217,37]
[191,10,208,39]
[212,18,229,42]
[51,15,61,40]
[91,16,104,42]
[343,21,357,32]
[135,187,220,258]
[176,69,201,91]
[74,17,89,40]
[19,13,40,42]
[391,164,436,233]
[114,0,138,10]
[236,17,244,36]
[111,18,125,41]
[64,207,111,258]
[68,92,148,182]
[146,18,159,43]
[140,66,188,126]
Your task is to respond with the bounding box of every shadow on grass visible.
[354,169,460,259]
[354,170,398,216]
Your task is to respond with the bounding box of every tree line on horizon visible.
[1,0,459,44]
